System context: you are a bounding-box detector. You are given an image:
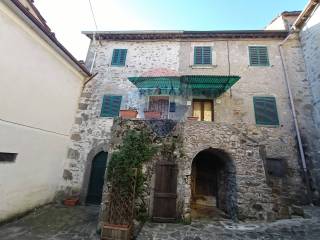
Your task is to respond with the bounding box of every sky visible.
[35,0,308,60]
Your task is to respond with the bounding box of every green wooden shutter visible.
[202,47,212,64]
[249,46,269,66]
[194,46,212,65]
[119,49,127,65]
[194,47,202,64]
[253,96,279,125]
[111,49,127,66]
[100,95,122,117]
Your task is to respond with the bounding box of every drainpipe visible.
[278,33,313,204]
[90,50,97,73]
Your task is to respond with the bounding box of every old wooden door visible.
[152,161,178,222]
[86,151,108,205]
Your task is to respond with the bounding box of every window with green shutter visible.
[100,95,122,117]
[111,49,127,66]
[194,46,212,65]
[249,46,270,66]
[253,96,279,125]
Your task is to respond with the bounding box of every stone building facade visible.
[55,1,320,224]
[293,0,320,202]
[57,22,320,221]
[103,118,306,222]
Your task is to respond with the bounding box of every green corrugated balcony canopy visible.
[128,75,240,96]
[128,76,181,95]
[182,75,241,96]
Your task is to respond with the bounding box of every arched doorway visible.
[86,151,108,205]
[191,148,237,220]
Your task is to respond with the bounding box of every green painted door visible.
[86,152,108,205]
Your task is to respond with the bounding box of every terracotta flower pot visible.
[63,198,79,207]
[187,116,199,121]
[144,111,161,119]
[120,109,138,119]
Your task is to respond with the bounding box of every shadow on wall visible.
[300,21,320,203]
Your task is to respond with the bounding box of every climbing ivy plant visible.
[107,129,156,221]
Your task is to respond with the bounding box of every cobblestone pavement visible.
[137,207,320,240]
[1,205,320,240]
[0,204,100,240]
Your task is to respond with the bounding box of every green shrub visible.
[107,129,156,221]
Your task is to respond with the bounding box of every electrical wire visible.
[88,0,98,31]
[88,0,98,73]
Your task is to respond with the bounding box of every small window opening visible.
[0,153,17,162]
[266,158,285,178]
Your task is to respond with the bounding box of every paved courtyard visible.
[138,207,320,240]
[1,205,320,240]
[0,204,100,240]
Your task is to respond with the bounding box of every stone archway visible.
[80,143,108,203]
[190,148,237,220]
[86,151,108,204]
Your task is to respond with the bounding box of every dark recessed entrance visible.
[86,151,108,205]
[191,148,237,220]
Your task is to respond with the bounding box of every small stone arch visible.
[80,143,109,203]
[190,148,237,220]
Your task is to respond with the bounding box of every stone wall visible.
[298,4,320,202]
[281,32,320,203]
[181,121,306,220]
[100,119,307,225]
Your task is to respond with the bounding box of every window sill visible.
[248,65,272,68]
[190,64,217,69]
[110,65,126,67]
[256,124,280,128]
[99,116,116,119]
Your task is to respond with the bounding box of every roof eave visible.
[6,0,91,77]
[293,0,320,30]
[82,30,288,41]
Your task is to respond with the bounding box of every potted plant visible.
[187,116,199,121]
[144,110,161,119]
[63,196,79,206]
[120,107,138,119]
[101,223,132,240]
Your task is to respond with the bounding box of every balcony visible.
[124,75,241,121]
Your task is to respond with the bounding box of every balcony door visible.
[192,99,213,122]
[148,96,169,119]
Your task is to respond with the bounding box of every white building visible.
[0,0,90,223]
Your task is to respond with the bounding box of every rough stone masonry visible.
[100,119,307,223]
[58,29,320,223]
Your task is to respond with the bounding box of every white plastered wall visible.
[0,2,84,222]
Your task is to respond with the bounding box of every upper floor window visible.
[194,46,212,65]
[192,99,213,122]
[111,49,127,66]
[253,96,279,126]
[100,95,122,117]
[248,46,270,66]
